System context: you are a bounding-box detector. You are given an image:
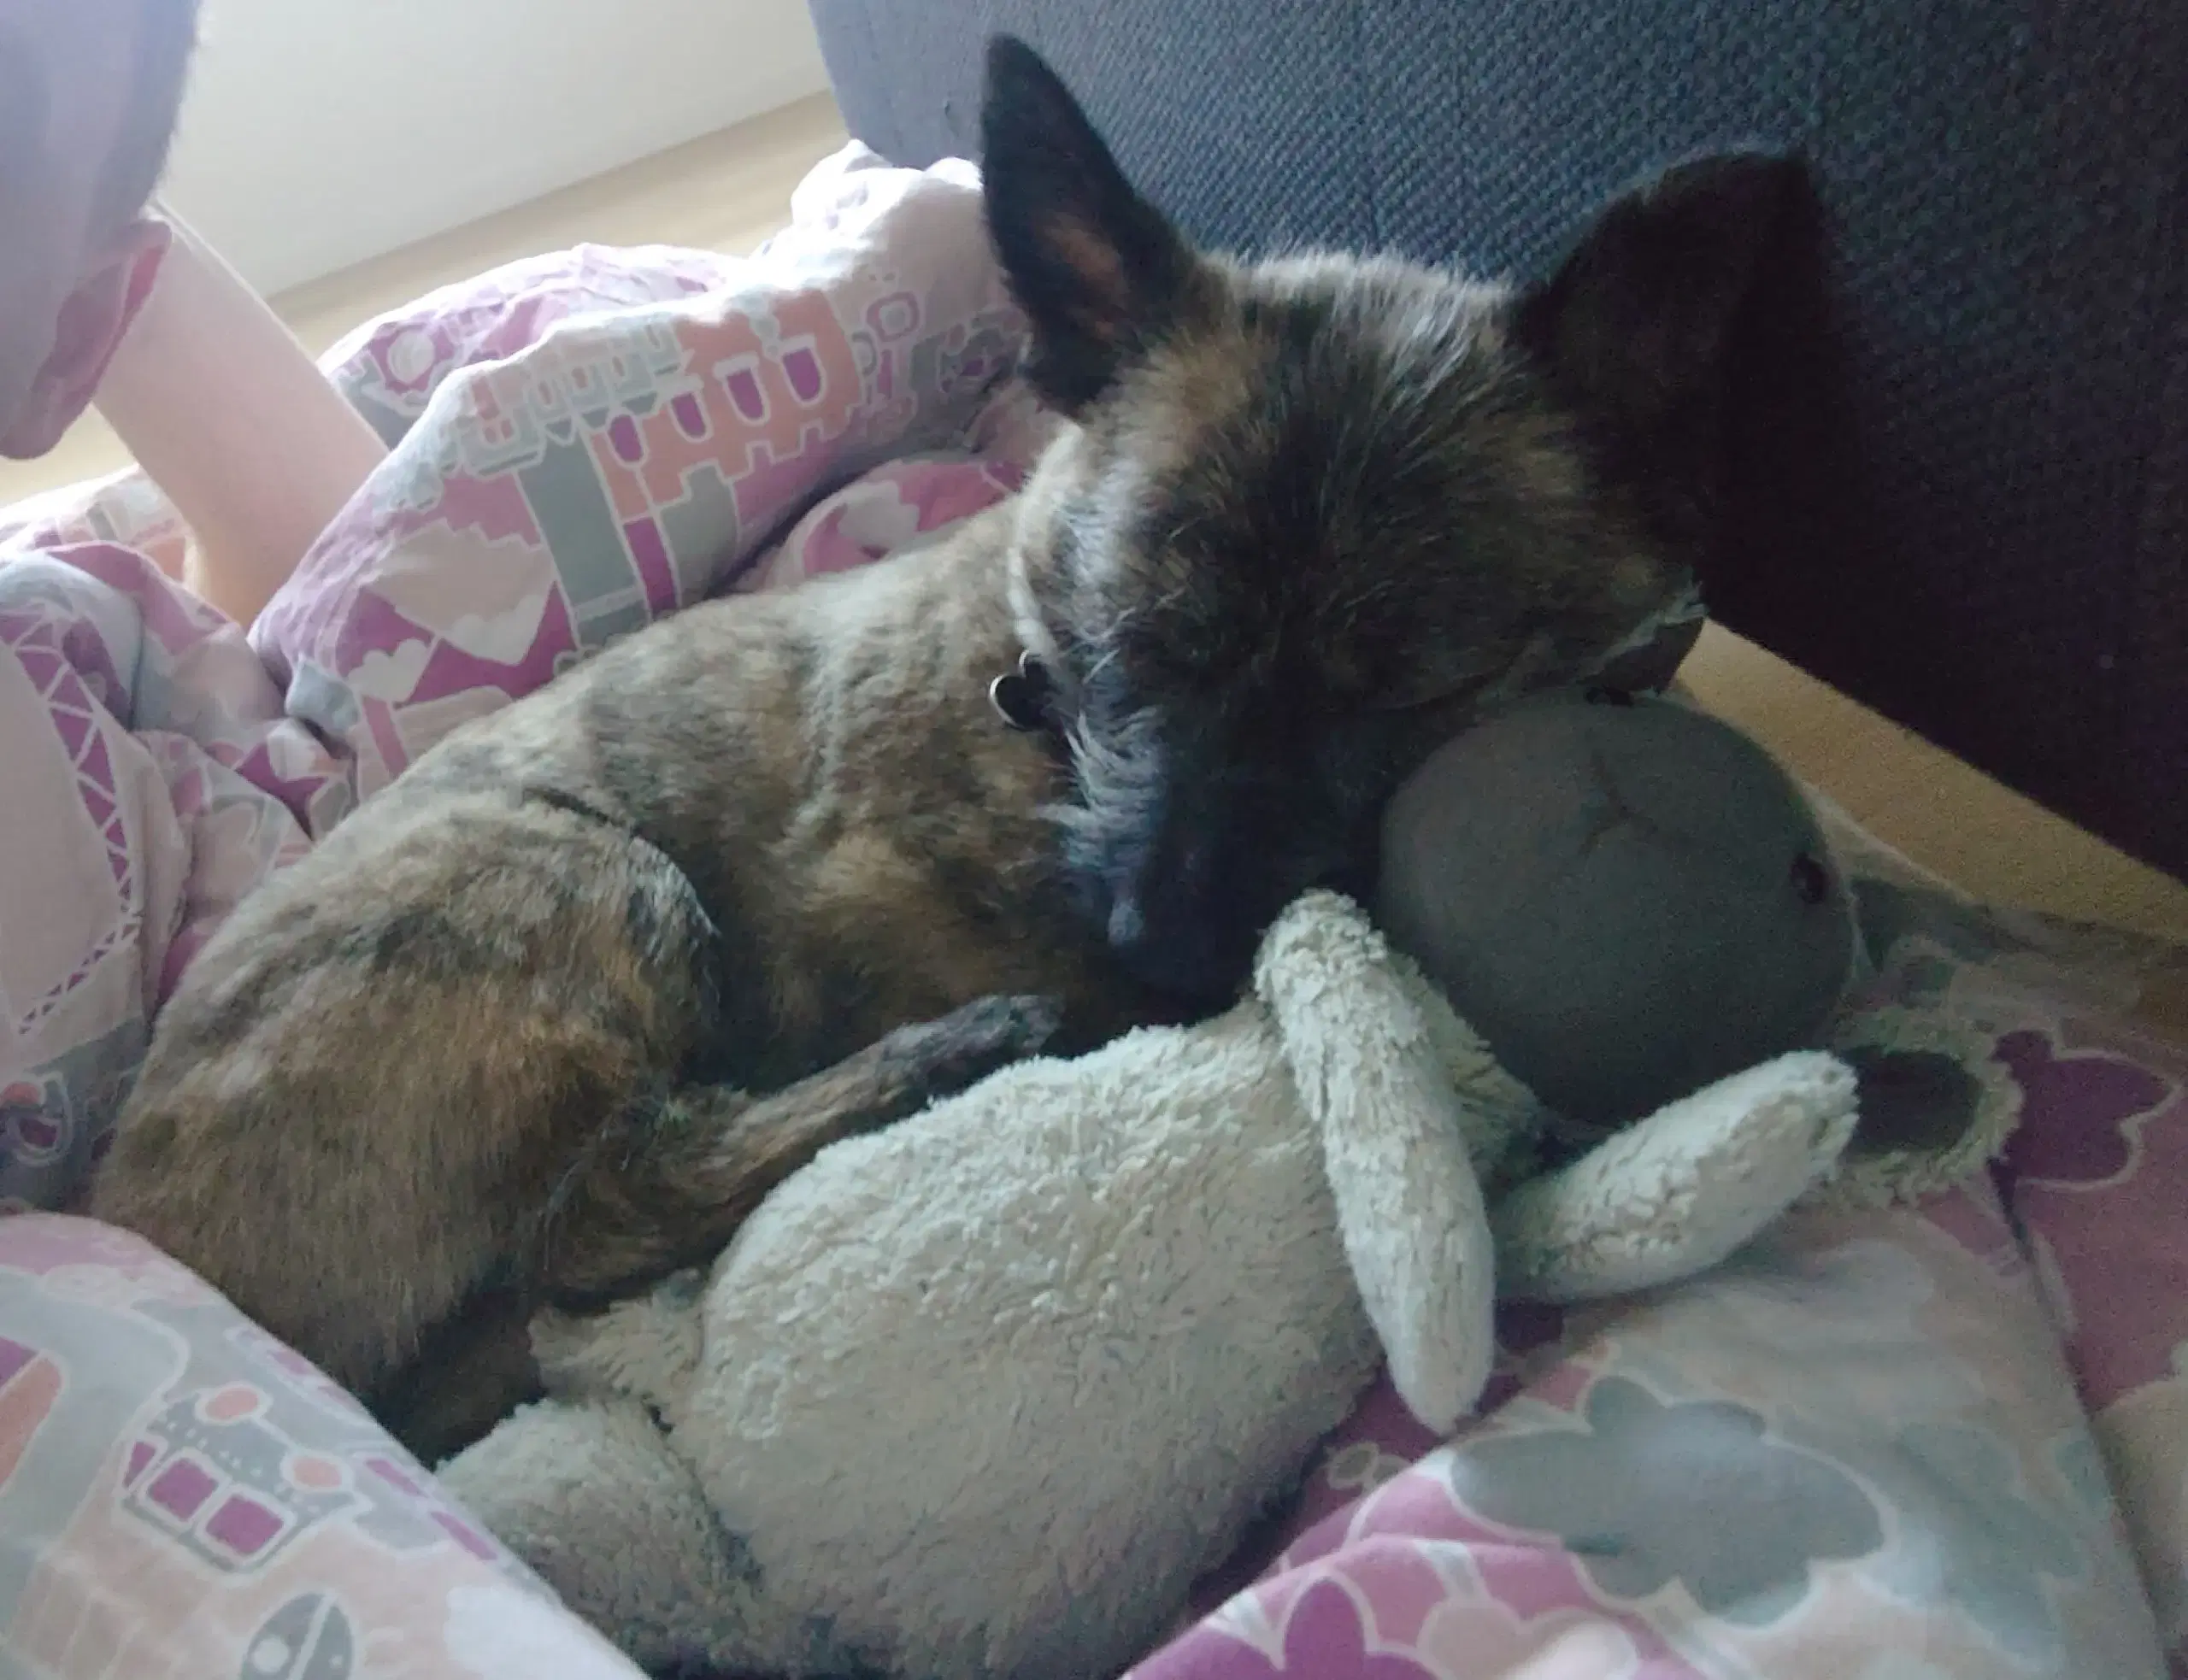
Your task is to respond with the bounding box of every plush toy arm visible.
[1494,1051,1858,1302]
[1256,891,1497,1434]
[439,1395,811,1675]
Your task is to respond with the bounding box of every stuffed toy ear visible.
[1381,945,1546,1190]
[1255,890,1497,1434]
[979,35,1203,413]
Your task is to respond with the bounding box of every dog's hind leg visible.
[370,1285,544,1466]
[370,996,1059,1460]
[535,992,1062,1307]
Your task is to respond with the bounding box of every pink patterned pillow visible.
[0,1215,646,1677]
[250,144,1042,808]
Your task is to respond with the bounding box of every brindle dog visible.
[92,37,1816,1458]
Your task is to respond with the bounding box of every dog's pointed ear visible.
[1515,151,1818,476]
[980,35,1199,414]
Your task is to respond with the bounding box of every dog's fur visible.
[91,38,1813,1458]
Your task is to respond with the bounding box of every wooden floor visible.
[4,90,2182,946]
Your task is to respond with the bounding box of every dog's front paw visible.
[879,993,1064,1109]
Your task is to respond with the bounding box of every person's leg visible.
[93,206,389,626]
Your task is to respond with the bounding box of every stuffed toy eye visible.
[1791,852,1832,906]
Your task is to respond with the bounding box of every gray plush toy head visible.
[1373,690,1857,1127]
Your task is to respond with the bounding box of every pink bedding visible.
[2,143,2183,1678]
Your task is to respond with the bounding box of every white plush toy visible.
[439,693,1865,1680]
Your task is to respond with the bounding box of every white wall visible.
[160,0,832,297]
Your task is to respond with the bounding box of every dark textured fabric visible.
[810,0,2188,878]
